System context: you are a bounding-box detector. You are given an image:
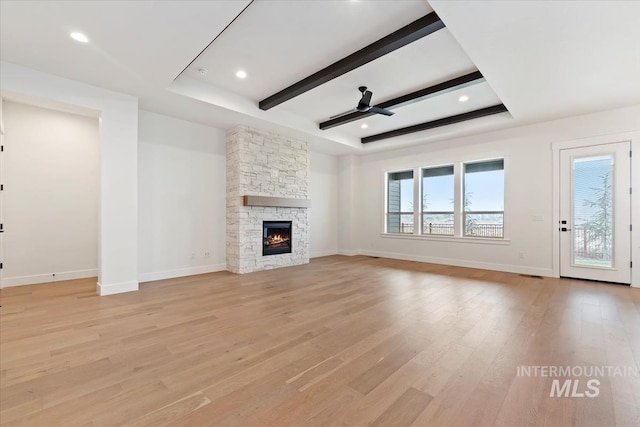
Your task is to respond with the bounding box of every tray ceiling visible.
[179,0,508,146]
[1,1,638,153]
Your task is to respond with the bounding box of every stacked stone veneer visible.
[226,126,310,274]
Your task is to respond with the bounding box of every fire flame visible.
[267,234,287,243]
[265,233,290,247]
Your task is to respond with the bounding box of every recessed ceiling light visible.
[361,123,368,129]
[235,70,247,79]
[70,32,89,43]
[458,95,469,103]
[199,68,208,75]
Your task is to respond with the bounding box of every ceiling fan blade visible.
[331,88,394,121]
[369,106,395,116]
[329,108,357,119]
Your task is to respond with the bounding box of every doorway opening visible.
[0,98,99,288]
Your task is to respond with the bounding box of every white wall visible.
[138,110,226,282]
[1,101,99,286]
[352,104,640,282]
[310,151,338,257]
[139,117,339,276]
[337,155,360,256]
[1,61,139,295]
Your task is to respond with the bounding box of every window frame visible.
[385,169,415,234]
[421,164,455,236]
[462,159,505,239]
[383,158,506,241]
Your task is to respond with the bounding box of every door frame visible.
[552,131,640,288]
[559,141,630,283]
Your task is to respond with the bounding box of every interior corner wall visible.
[0,61,139,295]
[356,104,640,278]
[310,151,339,258]
[138,110,226,282]
[337,155,360,255]
[1,101,99,286]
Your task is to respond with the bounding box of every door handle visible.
[560,227,572,232]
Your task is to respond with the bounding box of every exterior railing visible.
[573,224,611,260]
[463,223,503,237]
[424,223,453,235]
[396,222,505,237]
[400,223,414,234]
[422,223,504,237]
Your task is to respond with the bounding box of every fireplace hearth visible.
[263,221,292,256]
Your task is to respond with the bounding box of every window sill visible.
[380,233,511,245]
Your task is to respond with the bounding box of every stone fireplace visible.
[226,126,310,274]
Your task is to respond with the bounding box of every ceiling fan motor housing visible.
[357,87,373,112]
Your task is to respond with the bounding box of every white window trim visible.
[454,162,462,236]
[384,168,415,235]
[380,232,511,245]
[384,157,506,242]
[413,166,420,236]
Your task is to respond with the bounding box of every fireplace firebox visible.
[263,221,292,256]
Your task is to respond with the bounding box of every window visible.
[384,158,505,239]
[386,170,414,234]
[463,159,504,237]
[422,165,454,235]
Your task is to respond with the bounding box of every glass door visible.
[559,142,631,283]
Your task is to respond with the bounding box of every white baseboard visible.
[310,249,338,258]
[97,280,139,296]
[138,264,226,283]
[1,269,98,288]
[359,249,554,277]
[337,249,360,256]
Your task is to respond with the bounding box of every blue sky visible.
[422,174,453,211]
[399,169,505,212]
[399,179,413,211]
[464,170,504,211]
[397,159,611,223]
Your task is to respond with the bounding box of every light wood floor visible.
[1,256,639,427]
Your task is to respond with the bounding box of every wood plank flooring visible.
[1,255,639,426]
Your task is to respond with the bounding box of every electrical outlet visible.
[518,252,525,259]
[191,253,196,259]
[204,251,211,257]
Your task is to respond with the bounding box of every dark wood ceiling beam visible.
[361,104,509,144]
[319,71,485,130]
[258,12,445,111]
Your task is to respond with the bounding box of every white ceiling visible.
[1,0,639,155]
[0,0,250,94]
[279,28,479,123]
[185,0,433,102]
[430,0,640,123]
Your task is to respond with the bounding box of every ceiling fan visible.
[330,86,395,119]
